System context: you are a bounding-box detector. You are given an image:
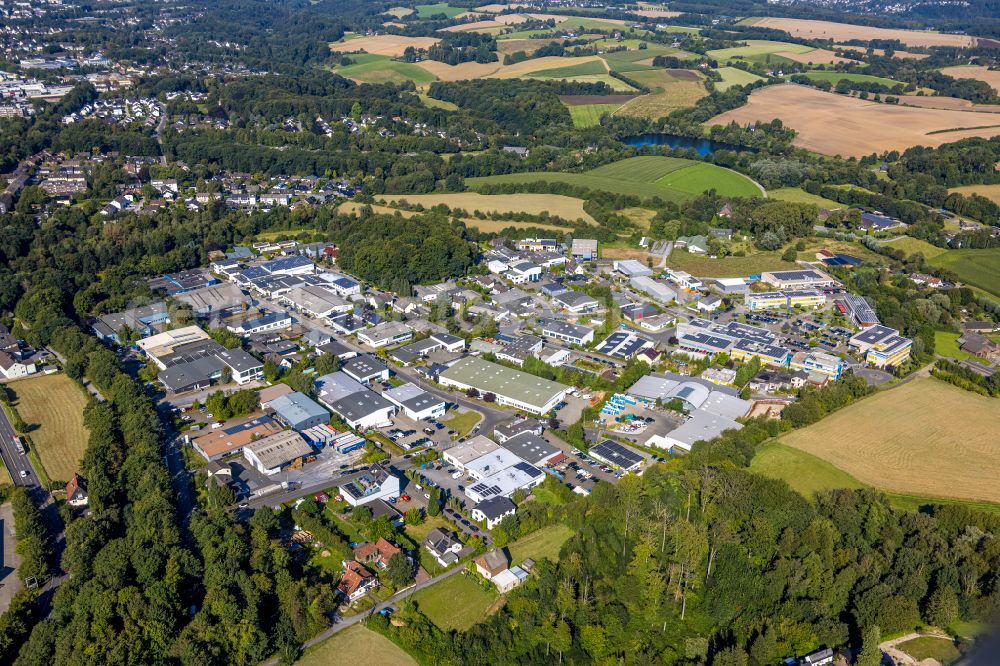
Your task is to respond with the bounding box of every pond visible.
[621,133,750,156]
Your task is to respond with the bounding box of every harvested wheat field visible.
[780,378,1000,505]
[476,2,533,11]
[10,373,90,484]
[415,60,503,80]
[440,19,507,32]
[495,55,604,77]
[941,65,1000,93]
[337,201,567,232]
[838,45,928,60]
[616,69,706,119]
[895,96,1000,113]
[634,9,681,18]
[949,183,1000,205]
[778,48,854,65]
[710,85,1000,157]
[331,35,440,57]
[380,192,597,224]
[750,17,975,48]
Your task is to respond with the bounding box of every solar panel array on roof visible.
[469,482,503,498]
[590,441,643,470]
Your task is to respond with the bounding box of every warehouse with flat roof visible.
[438,356,570,415]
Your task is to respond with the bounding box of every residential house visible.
[424,528,463,567]
[471,496,517,529]
[474,549,510,579]
[66,474,88,507]
[353,538,403,569]
[336,560,378,602]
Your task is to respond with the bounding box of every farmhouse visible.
[438,356,571,415]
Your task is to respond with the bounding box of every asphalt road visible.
[0,405,38,488]
[261,563,468,666]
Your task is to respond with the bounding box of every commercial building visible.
[142,326,264,391]
[281,285,351,318]
[553,290,600,314]
[383,382,446,421]
[443,435,500,469]
[91,301,169,343]
[841,294,880,328]
[714,277,748,294]
[730,339,792,368]
[596,331,653,359]
[614,259,652,278]
[439,356,571,415]
[342,354,390,385]
[496,335,543,367]
[243,430,313,475]
[759,269,837,290]
[493,418,544,443]
[225,311,293,336]
[499,433,561,467]
[790,351,845,380]
[357,321,412,348]
[175,282,250,317]
[339,463,400,507]
[189,416,283,461]
[654,410,742,452]
[540,319,594,346]
[570,238,598,260]
[465,460,545,504]
[266,391,330,430]
[464,448,524,481]
[630,276,677,304]
[849,325,912,368]
[589,440,643,472]
[261,255,314,276]
[316,371,397,430]
[745,290,826,311]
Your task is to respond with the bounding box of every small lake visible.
[621,133,749,156]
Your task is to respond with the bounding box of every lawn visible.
[469,156,761,201]
[896,636,961,664]
[9,374,90,484]
[881,235,948,260]
[801,70,901,87]
[418,94,458,110]
[779,377,1000,505]
[665,249,798,277]
[928,247,1000,297]
[715,66,765,91]
[768,187,841,208]
[334,54,437,85]
[297,624,416,666]
[600,46,681,72]
[410,572,497,631]
[935,330,975,361]
[568,103,623,127]
[656,163,762,198]
[706,40,814,61]
[750,442,866,497]
[507,524,574,565]
[531,59,607,78]
[444,409,481,436]
[414,3,463,18]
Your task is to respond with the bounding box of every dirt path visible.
[881,631,952,666]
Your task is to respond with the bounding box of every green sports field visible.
[468,156,763,201]
[802,70,901,87]
[334,54,437,85]
[414,2,463,18]
[928,247,1000,297]
[715,66,765,91]
[567,103,622,127]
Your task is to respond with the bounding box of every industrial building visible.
[243,430,313,475]
[438,356,571,415]
[383,382,446,421]
[266,391,331,431]
[759,269,837,290]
